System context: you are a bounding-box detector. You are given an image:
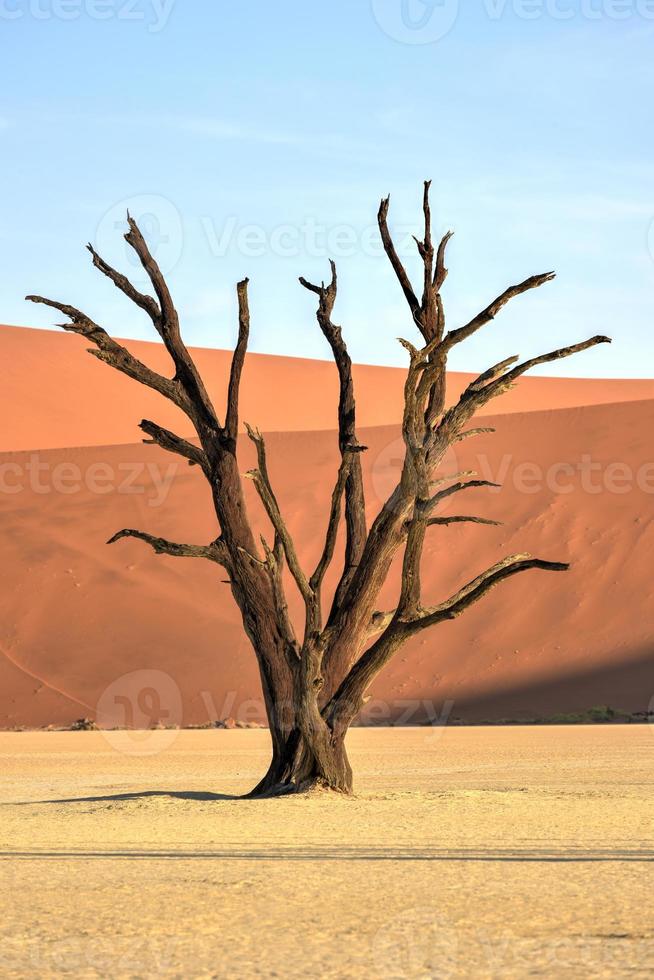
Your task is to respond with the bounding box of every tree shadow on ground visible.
[5,790,238,805]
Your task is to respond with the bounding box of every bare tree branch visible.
[260,533,299,658]
[25,295,190,413]
[107,529,230,567]
[444,336,612,432]
[123,215,219,430]
[224,278,250,444]
[434,230,454,292]
[427,516,502,527]
[368,609,395,637]
[405,554,569,633]
[453,427,496,443]
[432,230,454,342]
[426,478,501,512]
[299,262,367,614]
[496,336,612,390]
[139,419,209,473]
[442,272,556,352]
[86,243,160,323]
[327,555,569,733]
[244,424,312,606]
[378,185,453,346]
[378,195,421,330]
[467,356,520,392]
[416,181,436,338]
[310,455,352,593]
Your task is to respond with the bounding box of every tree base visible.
[246,778,351,800]
[246,730,354,798]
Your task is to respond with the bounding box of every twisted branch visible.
[107,529,230,568]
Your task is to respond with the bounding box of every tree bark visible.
[249,726,353,797]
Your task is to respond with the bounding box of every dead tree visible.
[27,184,610,796]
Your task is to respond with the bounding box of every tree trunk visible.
[247,645,354,797]
[247,726,353,797]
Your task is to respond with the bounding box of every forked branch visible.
[440,335,612,436]
[378,184,453,342]
[405,554,569,633]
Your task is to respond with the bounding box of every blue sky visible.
[1,0,653,376]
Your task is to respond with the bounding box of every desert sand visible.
[0,726,651,978]
[1,324,654,728]
[3,324,654,453]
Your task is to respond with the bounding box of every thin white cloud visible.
[178,117,302,146]
[477,191,653,223]
[72,112,382,158]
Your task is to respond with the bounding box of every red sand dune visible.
[1,323,653,727]
[4,324,654,452]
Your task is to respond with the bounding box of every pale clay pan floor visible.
[0,726,652,978]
